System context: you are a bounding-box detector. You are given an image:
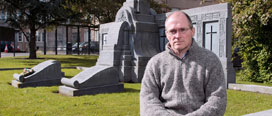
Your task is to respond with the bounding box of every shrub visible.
[231,0,272,83]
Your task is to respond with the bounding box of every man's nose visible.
[174,30,182,38]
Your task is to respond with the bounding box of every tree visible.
[67,0,170,26]
[0,0,168,59]
[221,0,272,83]
[149,0,170,13]
[68,0,125,25]
[0,0,79,59]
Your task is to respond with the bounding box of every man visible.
[140,11,227,116]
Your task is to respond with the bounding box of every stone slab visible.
[59,83,124,96]
[11,79,61,88]
[228,83,272,95]
[243,109,272,116]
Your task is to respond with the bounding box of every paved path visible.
[0,52,29,58]
[0,51,69,58]
[228,83,272,95]
[243,109,272,116]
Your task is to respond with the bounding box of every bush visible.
[231,0,272,83]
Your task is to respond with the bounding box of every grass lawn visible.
[1,55,272,116]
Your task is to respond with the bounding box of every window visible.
[25,32,30,42]
[36,32,41,42]
[18,32,23,42]
[35,31,44,42]
[72,32,78,43]
[95,30,99,41]
[0,10,6,20]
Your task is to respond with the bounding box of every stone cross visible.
[205,23,219,56]
[206,25,217,50]
[102,34,108,45]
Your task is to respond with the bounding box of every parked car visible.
[81,41,99,54]
[1,41,14,52]
[89,41,99,53]
[72,42,84,53]
[72,41,99,54]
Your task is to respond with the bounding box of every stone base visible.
[11,79,61,88]
[59,83,124,96]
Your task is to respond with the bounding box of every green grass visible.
[226,90,272,116]
[0,54,98,68]
[1,55,272,116]
[0,69,140,116]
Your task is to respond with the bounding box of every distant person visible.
[140,11,227,116]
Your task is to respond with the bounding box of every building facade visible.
[1,0,219,53]
[0,9,99,53]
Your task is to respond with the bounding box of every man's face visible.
[165,13,195,53]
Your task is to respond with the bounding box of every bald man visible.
[140,11,227,116]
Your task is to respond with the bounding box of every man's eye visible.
[170,30,176,34]
[180,28,186,32]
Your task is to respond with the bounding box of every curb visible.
[243,109,272,116]
[228,83,272,95]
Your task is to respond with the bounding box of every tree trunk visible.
[29,27,37,59]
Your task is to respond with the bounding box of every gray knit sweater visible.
[140,40,227,116]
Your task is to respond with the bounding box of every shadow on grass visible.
[10,58,47,67]
[65,76,74,79]
[57,58,97,67]
[50,87,140,95]
[124,88,140,93]
[14,58,45,59]
[52,90,59,94]
[15,56,97,67]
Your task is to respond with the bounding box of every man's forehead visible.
[166,14,189,25]
[166,18,190,30]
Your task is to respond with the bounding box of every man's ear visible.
[191,27,195,36]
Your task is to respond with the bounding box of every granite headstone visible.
[12,60,64,88]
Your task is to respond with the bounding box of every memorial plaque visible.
[204,22,219,56]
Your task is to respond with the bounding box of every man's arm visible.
[140,60,182,116]
[186,59,227,116]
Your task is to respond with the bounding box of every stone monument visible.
[12,60,64,88]
[102,0,236,84]
[59,0,235,96]
[59,0,160,96]
[58,22,128,96]
[105,0,160,82]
